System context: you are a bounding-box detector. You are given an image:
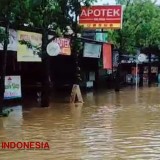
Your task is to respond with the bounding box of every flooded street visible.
[1,86,160,159]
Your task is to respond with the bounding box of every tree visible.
[110,0,160,53]
[108,0,160,90]
[23,0,97,107]
[0,0,29,114]
[0,0,97,110]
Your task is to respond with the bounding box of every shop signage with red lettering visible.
[79,5,123,29]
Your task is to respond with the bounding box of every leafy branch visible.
[19,40,41,56]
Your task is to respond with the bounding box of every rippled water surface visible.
[1,87,160,159]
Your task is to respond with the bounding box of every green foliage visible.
[0,0,30,24]
[19,39,41,56]
[26,0,97,33]
[0,0,97,54]
[24,0,97,55]
[0,0,30,45]
[110,0,160,54]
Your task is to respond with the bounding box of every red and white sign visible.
[48,36,71,56]
[79,5,123,29]
[54,38,71,55]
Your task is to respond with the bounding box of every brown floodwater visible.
[1,86,160,160]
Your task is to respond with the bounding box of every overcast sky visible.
[96,0,160,4]
[95,0,116,4]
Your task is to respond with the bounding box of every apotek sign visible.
[79,5,123,29]
[47,36,71,56]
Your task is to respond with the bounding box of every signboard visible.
[17,31,42,62]
[82,30,96,40]
[0,28,18,51]
[86,81,94,88]
[102,33,108,42]
[95,30,108,42]
[48,36,71,56]
[95,29,103,41]
[144,66,158,73]
[83,42,101,58]
[55,38,71,55]
[79,5,123,29]
[138,54,147,62]
[4,76,22,99]
[47,42,61,56]
[103,43,112,69]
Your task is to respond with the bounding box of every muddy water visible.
[1,87,160,159]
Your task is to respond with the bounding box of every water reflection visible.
[1,87,160,159]
[2,106,23,127]
[70,103,83,125]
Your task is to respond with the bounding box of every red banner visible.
[54,38,71,55]
[79,5,123,29]
[103,44,112,69]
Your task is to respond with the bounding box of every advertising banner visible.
[79,5,123,29]
[17,31,42,62]
[96,32,108,42]
[83,42,101,58]
[4,76,22,99]
[95,29,103,41]
[103,43,112,69]
[47,36,71,56]
[0,28,18,51]
[54,38,71,55]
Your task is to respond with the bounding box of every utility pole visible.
[70,0,83,103]
[41,28,50,107]
[40,0,50,107]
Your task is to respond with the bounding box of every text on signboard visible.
[54,38,70,48]
[81,8,121,17]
